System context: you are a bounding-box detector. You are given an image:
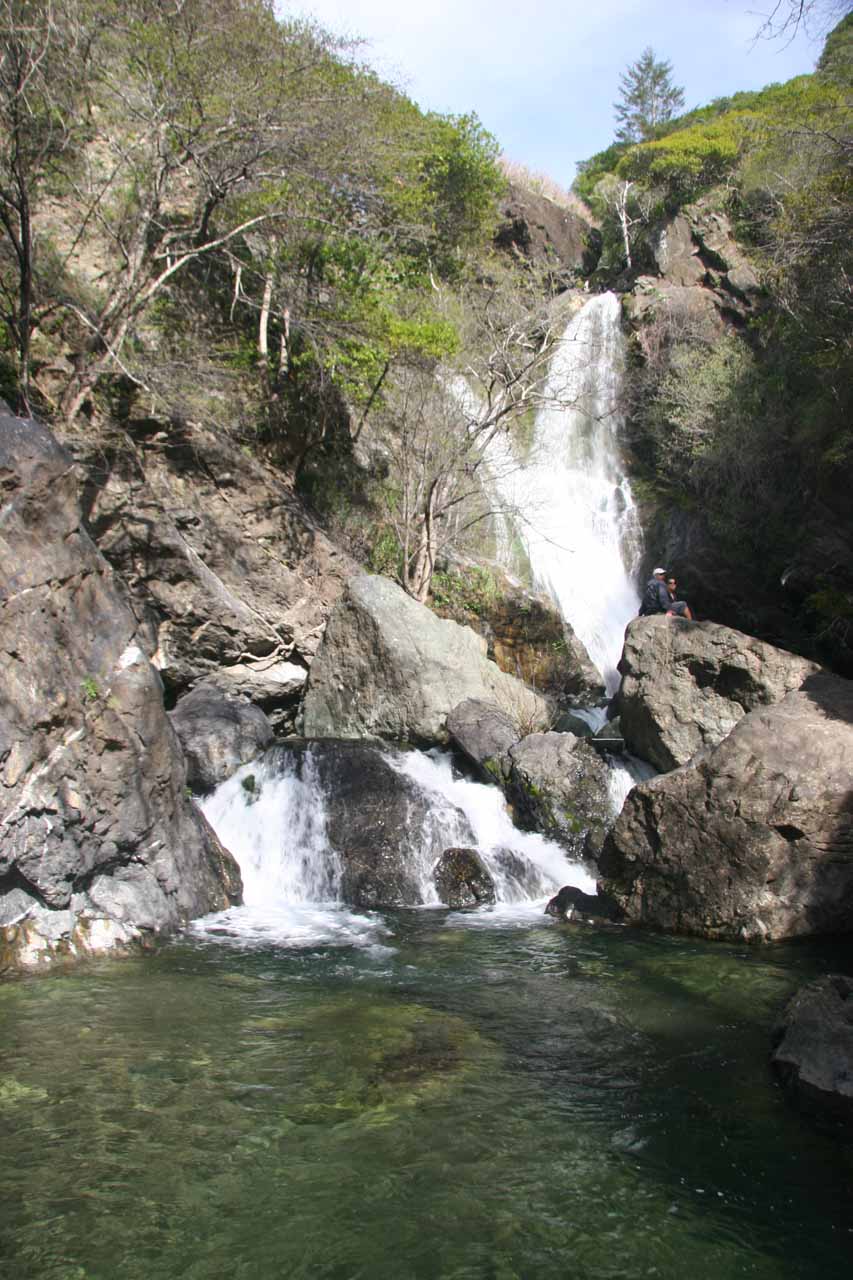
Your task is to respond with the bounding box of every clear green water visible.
[1,913,852,1280]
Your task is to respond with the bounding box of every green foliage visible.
[80,676,100,702]
[617,113,750,203]
[367,527,403,577]
[817,11,853,80]
[417,113,506,266]
[430,566,498,617]
[573,141,632,204]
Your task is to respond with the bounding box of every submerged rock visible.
[507,732,611,860]
[301,574,548,745]
[0,411,241,972]
[433,848,497,908]
[600,672,853,942]
[771,975,853,1123]
[618,615,819,771]
[170,684,274,792]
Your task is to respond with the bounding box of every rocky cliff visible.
[0,410,242,971]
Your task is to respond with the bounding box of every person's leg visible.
[666,600,692,619]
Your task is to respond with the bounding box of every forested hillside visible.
[576,13,853,670]
[1,1,851,669]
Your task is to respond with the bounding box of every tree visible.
[53,0,369,420]
[755,0,852,41]
[373,267,580,603]
[614,48,685,144]
[592,174,653,268]
[0,0,89,413]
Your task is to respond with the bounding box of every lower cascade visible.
[196,741,598,948]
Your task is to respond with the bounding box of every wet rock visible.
[169,685,274,793]
[507,732,611,860]
[554,711,595,736]
[302,574,548,745]
[617,615,820,771]
[545,885,622,922]
[300,742,475,909]
[600,673,853,941]
[433,848,496,908]
[446,698,519,783]
[590,717,625,756]
[0,410,241,972]
[771,975,853,1123]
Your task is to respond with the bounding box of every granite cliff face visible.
[0,410,241,972]
[64,415,358,717]
[622,197,853,676]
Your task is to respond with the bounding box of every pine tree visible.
[614,48,685,144]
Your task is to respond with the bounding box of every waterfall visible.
[493,292,642,694]
[193,744,597,947]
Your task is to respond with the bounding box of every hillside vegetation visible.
[576,14,853,670]
[2,1,588,603]
[2,3,851,670]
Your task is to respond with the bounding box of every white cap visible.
[653,566,666,575]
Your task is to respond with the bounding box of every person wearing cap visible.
[639,566,671,617]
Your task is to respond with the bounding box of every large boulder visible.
[169,684,274,792]
[599,673,853,941]
[0,411,241,972]
[446,699,520,783]
[618,615,819,771]
[301,575,548,745]
[433,848,496,908]
[653,202,760,309]
[210,657,307,732]
[301,742,475,909]
[506,732,612,860]
[771,975,853,1123]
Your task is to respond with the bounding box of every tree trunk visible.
[617,181,633,269]
[258,271,273,361]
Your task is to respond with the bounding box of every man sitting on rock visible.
[664,574,694,620]
[639,567,671,617]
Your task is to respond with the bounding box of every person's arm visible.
[656,581,670,611]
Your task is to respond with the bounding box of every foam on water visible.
[193,746,596,948]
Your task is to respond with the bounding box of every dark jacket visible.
[639,576,670,616]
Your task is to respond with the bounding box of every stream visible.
[2,919,852,1279]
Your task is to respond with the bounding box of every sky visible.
[283,0,831,184]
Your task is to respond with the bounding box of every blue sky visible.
[285,1,830,183]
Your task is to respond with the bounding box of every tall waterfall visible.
[494,292,641,693]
